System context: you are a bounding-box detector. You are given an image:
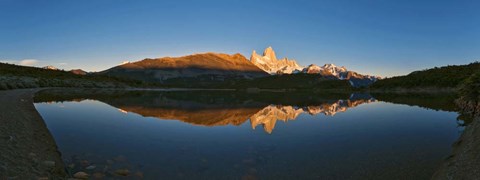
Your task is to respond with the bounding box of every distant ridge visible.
[303,64,380,87]
[101,47,380,87]
[70,69,87,75]
[101,52,268,82]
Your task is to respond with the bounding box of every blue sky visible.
[1,0,479,77]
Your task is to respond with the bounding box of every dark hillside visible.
[0,63,144,90]
[371,62,480,89]
[233,74,353,90]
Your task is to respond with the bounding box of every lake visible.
[33,89,463,179]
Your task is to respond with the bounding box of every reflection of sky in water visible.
[34,100,460,179]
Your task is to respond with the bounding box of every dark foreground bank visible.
[0,89,66,179]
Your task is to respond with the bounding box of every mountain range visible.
[3,49,478,92]
[98,46,379,87]
[250,47,380,87]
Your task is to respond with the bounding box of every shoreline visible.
[0,89,66,179]
[368,87,457,94]
[432,116,480,179]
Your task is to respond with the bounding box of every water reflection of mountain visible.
[117,99,375,134]
[251,98,376,133]
[119,106,262,126]
[35,89,378,133]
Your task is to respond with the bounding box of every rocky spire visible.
[250,50,261,64]
[262,46,277,61]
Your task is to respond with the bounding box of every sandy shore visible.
[0,89,66,179]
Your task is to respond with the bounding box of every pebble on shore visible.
[73,171,89,179]
[114,169,130,176]
[85,165,96,170]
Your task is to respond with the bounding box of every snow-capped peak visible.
[250,47,303,74]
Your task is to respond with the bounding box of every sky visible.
[0,0,479,77]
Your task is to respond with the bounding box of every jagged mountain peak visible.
[262,46,277,61]
[250,47,303,74]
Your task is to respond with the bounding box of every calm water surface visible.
[34,90,462,179]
